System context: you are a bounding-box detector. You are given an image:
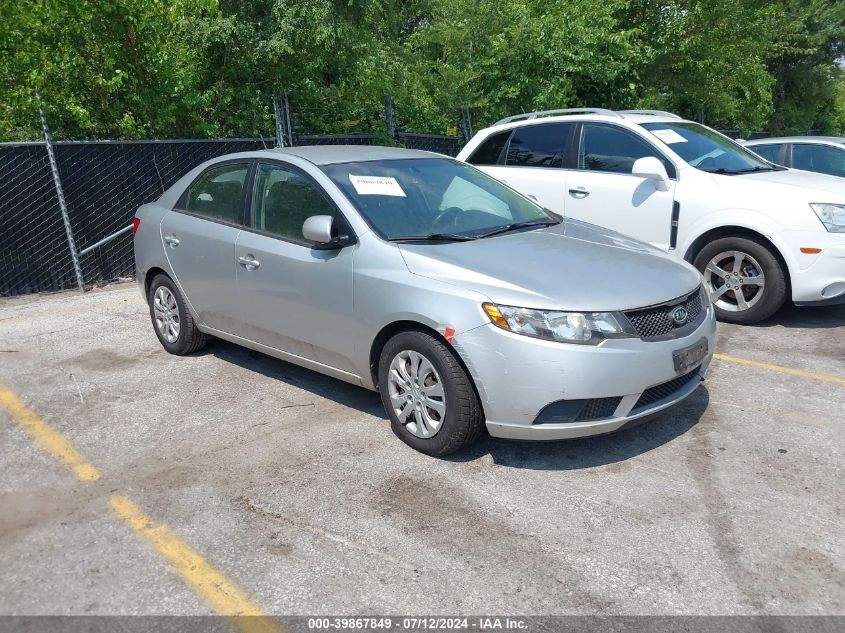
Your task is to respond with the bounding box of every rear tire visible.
[148,274,208,355]
[378,330,484,456]
[693,236,787,324]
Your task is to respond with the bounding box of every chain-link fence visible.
[1,136,384,297]
[396,132,462,157]
[0,144,77,295]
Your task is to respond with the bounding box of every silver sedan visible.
[133,146,716,455]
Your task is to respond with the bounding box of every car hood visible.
[398,219,702,312]
[731,168,845,199]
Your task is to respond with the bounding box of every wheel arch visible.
[684,225,789,281]
[683,225,791,291]
[368,321,484,415]
[144,266,171,299]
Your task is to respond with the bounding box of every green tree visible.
[0,0,214,140]
[765,0,845,134]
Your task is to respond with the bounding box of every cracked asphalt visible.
[0,283,843,615]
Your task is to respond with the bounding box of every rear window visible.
[466,130,510,166]
[506,123,572,168]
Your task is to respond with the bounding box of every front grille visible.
[632,368,701,411]
[533,396,623,424]
[575,397,622,421]
[624,288,704,340]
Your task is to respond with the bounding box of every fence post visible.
[459,109,472,144]
[273,95,286,147]
[36,88,85,293]
[283,92,293,146]
[385,95,395,139]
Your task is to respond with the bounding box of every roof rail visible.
[494,108,621,126]
[618,110,682,120]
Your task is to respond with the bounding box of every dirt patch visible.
[66,348,144,371]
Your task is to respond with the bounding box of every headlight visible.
[482,303,636,345]
[810,203,845,233]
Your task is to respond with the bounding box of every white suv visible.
[457,108,845,324]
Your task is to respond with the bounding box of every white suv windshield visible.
[641,122,780,174]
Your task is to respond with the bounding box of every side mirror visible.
[632,157,671,192]
[302,215,348,249]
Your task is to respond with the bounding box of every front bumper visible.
[781,232,845,304]
[452,307,717,441]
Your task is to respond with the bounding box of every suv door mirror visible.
[632,157,671,192]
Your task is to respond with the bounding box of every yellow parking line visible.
[713,353,845,386]
[1,382,279,631]
[0,383,100,481]
[110,496,281,633]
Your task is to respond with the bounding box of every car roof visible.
[253,145,441,165]
[481,111,688,135]
[744,136,845,146]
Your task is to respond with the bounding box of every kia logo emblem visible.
[670,306,689,326]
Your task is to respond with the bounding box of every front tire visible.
[148,274,208,355]
[378,331,484,456]
[693,236,787,324]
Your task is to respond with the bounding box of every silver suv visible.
[133,146,716,455]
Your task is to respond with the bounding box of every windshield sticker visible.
[348,175,407,197]
[650,129,688,144]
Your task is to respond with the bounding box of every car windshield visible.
[640,122,778,174]
[320,158,558,241]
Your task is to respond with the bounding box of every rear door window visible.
[792,144,845,177]
[505,123,573,168]
[184,163,249,224]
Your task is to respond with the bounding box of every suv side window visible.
[467,130,511,166]
[506,123,572,168]
[184,163,249,224]
[251,163,339,245]
[579,124,674,177]
[748,143,783,164]
[792,143,845,177]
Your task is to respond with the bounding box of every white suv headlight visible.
[810,203,845,233]
[483,303,636,345]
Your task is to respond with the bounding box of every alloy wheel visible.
[153,286,181,343]
[704,250,766,312]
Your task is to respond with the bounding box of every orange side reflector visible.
[800,247,822,254]
[443,327,456,344]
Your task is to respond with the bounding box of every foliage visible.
[1,0,843,141]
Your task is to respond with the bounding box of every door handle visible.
[163,235,180,247]
[568,187,590,199]
[238,255,260,271]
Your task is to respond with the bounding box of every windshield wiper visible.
[475,218,559,239]
[706,165,781,175]
[387,233,477,242]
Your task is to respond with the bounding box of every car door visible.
[234,161,357,374]
[564,123,678,250]
[160,161,251,332]
[465,123,575,214]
